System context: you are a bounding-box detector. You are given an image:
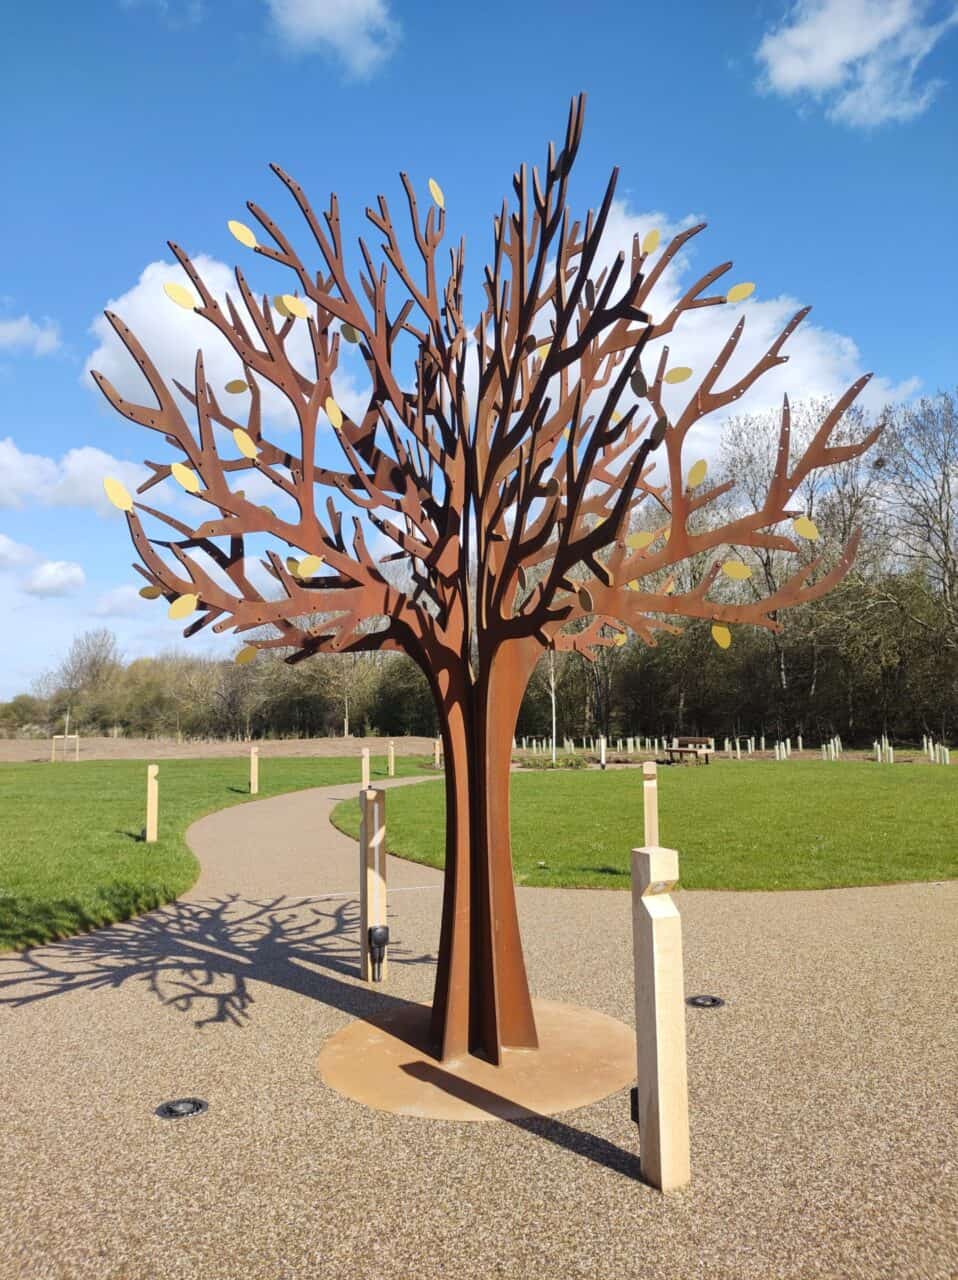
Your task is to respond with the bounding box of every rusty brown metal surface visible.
[94,94,880,1066]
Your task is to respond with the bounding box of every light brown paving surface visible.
[1,778,956,1280]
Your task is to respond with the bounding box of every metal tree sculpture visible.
[96,95,879,1064]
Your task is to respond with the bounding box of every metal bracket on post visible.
[359,788,387,983]
[631,844,690,1192]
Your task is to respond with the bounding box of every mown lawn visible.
[0,754,429,950]
[331,760,957,891]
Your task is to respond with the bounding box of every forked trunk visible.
[428,638,541,1064]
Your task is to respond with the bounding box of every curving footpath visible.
[1,776,956,1280]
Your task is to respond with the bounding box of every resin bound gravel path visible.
[1,776,955,1280]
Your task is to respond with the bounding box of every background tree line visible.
[3,392,955,746]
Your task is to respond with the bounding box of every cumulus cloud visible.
[92,584,149,618]
[0,314,60,356]
[585,200,918,471]
[22,560,86,597]
[265,0,400,76]
[755,0,958,126]
[0,438,147,515]
[0,533,36,569]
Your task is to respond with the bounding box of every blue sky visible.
[1,0,956,697]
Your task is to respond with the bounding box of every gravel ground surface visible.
[0,735,437,764]
[1,778,955,1280]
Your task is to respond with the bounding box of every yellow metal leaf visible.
[642,229,660,254]
[286,556,300,575]
[171,461,200,493]
[232,428,259,459]
[164,282,196,310]
[298,554,324,577]
[628,579,640,591]
[235,645,258,665]
[138,585,163,599]
[577,587,594,612]
[282,294,309,319]
[611,411,622,424]
[536,343,551,361]
[103,477,133,512]
[626,530,655,550]
[341,323,360,343]
[614,632,627,647]
[722,560,752,580]
[273,295,291,318]
[664,366,693,384]
[227,220,257,249]
[325,396,343,430]
[726,282,755,304]
[428,178,445,210]
[686,458,708,488]
[562,427,570,441]
[225,379,248,394]
[711,623,732,649]
[793,515,819,540]
[260,504,274,515]
[168,593,198,620]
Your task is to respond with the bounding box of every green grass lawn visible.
[0,754,429,950]
[331,761,958,892]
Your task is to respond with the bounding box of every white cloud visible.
[589,200,917,472]
[92,584,149,618]
[0,314,60,356]
[0,533,36,569]
[22,560,86,597]
[0,438,147,515]
[265,0,400,76]
[755,0,958,126]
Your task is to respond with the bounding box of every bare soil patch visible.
[0,734,436,764]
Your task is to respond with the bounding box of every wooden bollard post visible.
[642,762,659,846]
[388,739,395,777]
[359,788,387,983]
[631,844,691,1192]
[434,738,441,769]
[361,747,370,790]
[145,764,159,844]
[249,745,259,795]
[600,736,607,770]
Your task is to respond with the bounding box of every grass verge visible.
[0,754,429,950]
[330,760,957,891]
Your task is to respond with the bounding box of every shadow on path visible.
[0,894,434,1036]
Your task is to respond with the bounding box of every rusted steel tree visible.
[96,95,879,1064]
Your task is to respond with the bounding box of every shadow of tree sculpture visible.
[0,894,434,1036]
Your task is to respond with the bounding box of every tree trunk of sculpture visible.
[429,638,541,1065]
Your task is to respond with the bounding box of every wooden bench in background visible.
[665,737,714,765]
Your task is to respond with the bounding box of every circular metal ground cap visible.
[686,994,725,1009]
[155,1097,208,1120]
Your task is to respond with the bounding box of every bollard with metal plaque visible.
[359,788,388,983]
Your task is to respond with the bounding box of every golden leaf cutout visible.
[577,587,594,612]
[664,366,693,384]
[614,632,627,647]
[793,515,820,540]
[163,282,196,310]
[428,178,445,210]
[171,462,200,493]
[325,397,343,430]
[711,623,732,650]
[227,220,257,249]
[722,561,752,580]
[232,428,259,459]
[273,295,291,318]
[168,593,198,620]
[286,556,300,575]
[642,229,660,254]
[225,379,248,394]
[138,585,163,599]
[235,645,258,665]
[298,554,324,577]
[726,282,755,303]
[282,294,309,319]
[687,458,708,488]
[103,477,133,512]
[626,530,655,550]
[341,323,360,343]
